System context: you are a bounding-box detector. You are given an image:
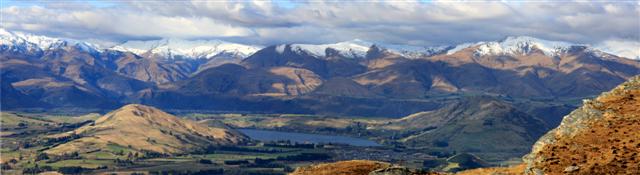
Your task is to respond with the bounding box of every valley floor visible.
[0,111,525,174]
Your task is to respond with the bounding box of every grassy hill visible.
[373,96,550,161]
[44,104,249,155]
[0,113,53,127]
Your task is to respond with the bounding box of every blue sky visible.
[1,0,638,53]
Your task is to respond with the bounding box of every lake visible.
[238,129,381,147]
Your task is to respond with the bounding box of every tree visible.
[35,153,49,161]
[198,159,213,164]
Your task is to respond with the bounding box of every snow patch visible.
[447,36,580,57]
[292,39,372,58]
[0,28,102,54]
[275,44,286,54]
[113,38,262,59]
[291,39,449,59]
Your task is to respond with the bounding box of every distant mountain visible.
[0,41,150,109]
[2,29,639,119]
[169,64,323,96]
[262,37,638,61]
[429,39,640,97]
[446,36,581,57]
[138,35,640,119]
[0,29,263,84]
[0,29,101,57]
[112,38,262,72]
[239,40,444,79]
[45,104,248,155]
[112,38,261,60]
[281,39,449,59]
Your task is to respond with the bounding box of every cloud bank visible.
[1,0,639,58]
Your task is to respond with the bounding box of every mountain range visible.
[2,29,639,121]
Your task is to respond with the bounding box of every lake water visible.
[238,129,381,147]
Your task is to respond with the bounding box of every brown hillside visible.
[373,97,549,161]
[289,160,391,175]
[523,76,640,174]
[45,104,248,155]
[289,160,445,175]
[456,164,525,175]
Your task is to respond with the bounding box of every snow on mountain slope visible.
[2,28,636,61]
[443,36,640,60]
[289,39,449,59]
[446,36,580,56]
[0,28,101,54]
[112,38,262,59]
[290,39,372,58]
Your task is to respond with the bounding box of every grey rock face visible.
[563,165,580,173]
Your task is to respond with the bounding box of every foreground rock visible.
[523,76,640,174]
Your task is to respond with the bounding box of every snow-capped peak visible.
[112,38,262,59]
[288,39,450,59]
[290,39,373,58]
[447,36,581,56]
[0,28,102,53]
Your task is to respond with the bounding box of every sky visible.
[1,0,639,56]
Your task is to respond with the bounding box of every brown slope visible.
[289,160,444,175]
[290,160,391,175]
[427,46,640,98]
[45,104,248,155]
[241,45,367,78]
[311,77,376,97]
[523,76,640,175]
[0,55,123,108]
[172,64,322,96]
[374,96,549,161]
[105,50,203,84]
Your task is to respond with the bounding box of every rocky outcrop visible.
[523,76,640,174]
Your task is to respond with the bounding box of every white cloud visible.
[596,39,640,60]
[1,4,255,41]
[0,0,638,48]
